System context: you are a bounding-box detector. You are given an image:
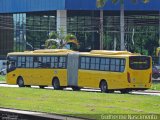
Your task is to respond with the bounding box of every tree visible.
[45,30,79,50]
[96,0,107,50]
[96,0,150,50]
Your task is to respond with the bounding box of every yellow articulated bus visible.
[6,49,152,93]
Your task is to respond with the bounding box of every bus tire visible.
[17,77,25,87]
[52,78,61,90]
[39,86,45,89]
[72,86,81,91]
[108,90,114,93]
[120,89,130,94]
[100,80,108,93]
[152,73,159,79]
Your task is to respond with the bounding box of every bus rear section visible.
[127,56,152,90]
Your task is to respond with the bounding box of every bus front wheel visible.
[52,78,61,90]
[17,77,25,87]
[100,80,108,93]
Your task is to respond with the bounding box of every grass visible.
[0,87,160,119]
[0,75,5,82]
[151,83,160,91]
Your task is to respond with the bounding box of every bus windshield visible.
[129,56,150,70]
[7,56,17,72]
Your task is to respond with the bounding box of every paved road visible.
[0,84,160,96]
[0,108,86,120]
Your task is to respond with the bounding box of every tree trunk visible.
[120,1,125,50]
[100,10,104,50]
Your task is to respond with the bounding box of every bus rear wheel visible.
[100,80,108,93]
[17,77,25,87]
[72,86,81,91]
[52,78,62,90]
[120,89,130,94]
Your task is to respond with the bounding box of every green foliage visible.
[96,0,150,8]
[45,28,79,50]
[103,34,113,50]
[45,39,59,49]
[96,0,107,8]
[143,0,150,3]
[112,0,119,4]
[151,83,160,91]
[49,31,57,39]
[45,28,65,49]
[65,34,79,50]
[65,34,77,42]
[0,75,5,82]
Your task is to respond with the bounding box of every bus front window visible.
[7,56,17,73]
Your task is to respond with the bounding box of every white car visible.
[0,68,6,75]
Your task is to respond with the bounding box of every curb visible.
[0,82,6,84]
[144,90,160,93]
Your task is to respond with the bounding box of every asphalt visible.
[0,108,87,120]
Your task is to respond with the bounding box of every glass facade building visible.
[0,0,160,58]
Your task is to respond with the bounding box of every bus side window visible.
[21,56,26,68]
[54,57,58,68]
[85,57,90,69]
[58,57,66,68]
[51,56,58,68]
[104,58,110,71]
[46,56,51,68]
[51,57,55,68]
[38,57,42,68]
[100,58,105,70]
[34,56,38,68]
[95,58,100,70]
[120,59,125,72]
[110,59,116,72]
[26,56,33,68]
[80,57,86,69]
[115,59,120,72]
[17,56,22,68]
[90,57,96,70]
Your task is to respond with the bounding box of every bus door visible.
[67,53,79,86]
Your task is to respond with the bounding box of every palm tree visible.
[96,0,107,50]
[96,0,150,50]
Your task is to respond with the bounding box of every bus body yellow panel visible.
[7,69,67,86]
[78,70,128,89]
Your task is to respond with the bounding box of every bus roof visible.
[90,50,132,55]
[7,49,142,57]
[7,49,74,56]
[78,50,142,58]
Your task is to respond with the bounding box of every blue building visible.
[0,0,160,57]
